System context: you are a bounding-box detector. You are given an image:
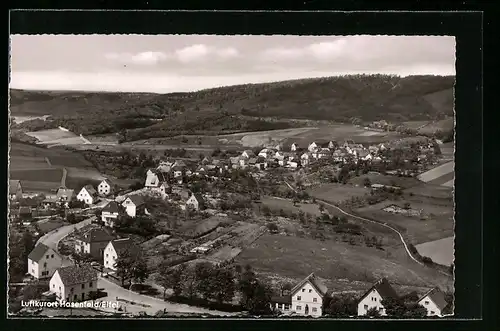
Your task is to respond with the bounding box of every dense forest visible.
[10,74,454,141]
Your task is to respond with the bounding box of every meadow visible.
[417,161,455,183]
[307,183,370,204]
[415,237,455,267]
[260,196,324,216]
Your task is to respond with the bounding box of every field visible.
[236,234,453,292]
[415,237,455,267]
[25,128,78,142]
[10,168,63,182]
[260,196,323,216]
[355,199,454,245]
[405,183,454,200]
[307,183,370,204]
[417,118,455,136]
[417,161,454,183]
[349,173,422,189]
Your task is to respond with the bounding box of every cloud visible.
[215,47,239,59]
[105,51,168,65]
[175,44,239,63]
[307,40,347,60]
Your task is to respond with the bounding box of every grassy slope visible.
[10,75,455,139]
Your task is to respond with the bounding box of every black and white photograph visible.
[8,33,456,319]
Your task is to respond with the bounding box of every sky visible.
[10,35,456,93]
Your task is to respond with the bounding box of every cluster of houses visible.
[270,273,449,318]
[27,228,141,303]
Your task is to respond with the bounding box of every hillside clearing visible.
[415,237,454,267]
[260,196,323,216]
[307,183,370,204]
[417,161,454,182]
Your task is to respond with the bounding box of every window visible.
[82,284,85,289]
[51,254,54,258]
[312,307,317,313]
[52,284,55,288]
[296,306,302,311]
[309,289,312,293]
[297,296,301,301]
[89,282,93,288]
[374,297,377,302]
[59,286,61,291]
[70,287,73,292]
[364,305,368,310]
[284,304,290,311]
[46,255,49,259]
[313,298,317,303]
[425,301,429,305]
[31,269,34,273]
[430,311,435,315]
[302,289,305,292]
[106,254,108,257]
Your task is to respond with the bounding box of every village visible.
[9,136,451,318]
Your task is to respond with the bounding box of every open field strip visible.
[442,180,454,188]
[25,128,78,142]
[417,161,454,182]
[415,237,454,266]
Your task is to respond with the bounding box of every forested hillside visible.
[10,74,454,140]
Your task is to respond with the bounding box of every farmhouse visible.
[97,179,114,196]
[271,273,328,317]
[56,188,75,206]
[186,193,205,211]
[258,148,274,159]
[77,185,98,205]
[75,228,115,260]
[103,238,140,271]
[122,195,146,218]
[308,142,318,152]
[157,160,173,173]
[9,179,23,200]
[101,201,123,228]
[357,278,399,316]
[417,288,448,317]
[49,264,98,302]
[27,243,63,279]
[145,169,161,188]
[290,143,299,152]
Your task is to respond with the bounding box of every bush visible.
[421,256,434,265]
[166,295,244,312]
[334,223,363,235]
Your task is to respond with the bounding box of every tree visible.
[293,196,300,206]
[22,281,44,301]
[363,177,372,187]
[318,204,325,213]
[323,294,357,317]
[131,259,148,286]
[71,252,94,266]
[266,222,279,234]
[403,303,427,318]
[381,297,407,318]
[210,265,236,304]
[366,306,381,317]
[194,262,215,300]
[279,282,293,296]
[114,249,136,287]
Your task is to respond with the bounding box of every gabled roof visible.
[110,238,141,257]
[173,160,186,168]
[172,165,185,172]
[125,194,145,207]
[81,185,97,197]
[77,228,114,244]
[418,288,448,311]
[248,157,257,164]
[291,273,329,297]
[56,188,75,199]
[271,295,292,304]
[190,193,205,204]
[28,243,52,262]
[55,264,97,286]
[9,179,22,190]
[147,168,161,175]
[242,150,256,157]
[359,278,399,303]
[99,178,114,186]
[102,200,121,213]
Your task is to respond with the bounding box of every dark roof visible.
[271,295,292,304]
[173,160,186,167]
[56,188,75,199]
[28,243,52,262]
[100,178,114,186]
[110,238,141,257]
[19,206,32,215]
[359,278,399,303]
[291,273,329,297]
[102,201,121,213]
[56,264,97,286]
[419,288,448,311]
[126,194,145,207]
[192,193,205,204]
[77,228,114,244]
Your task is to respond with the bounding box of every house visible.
[248,157,258,167]
[103,238,140,271]
[314,148,331,159]
[75,228,115,260]
[121,195,146,217]
[274,151,284,159]
[172,160,187,168]
[255,156,268,170]
[145,169,161,188]
[157,160,173,173]
[287,158,300,169]
[300,152,311,167]
[101,201,122,228]
[49,264,98,302]
[19,206,33,220]
[258,148,274,159]
[97,179,115,196]
[27,243,63,279]
[186,193,205,211]
[417,288,448,317]
[328,141,337,149]
[201,156,213,165]
[290,143,299,152]
[195,165,208,176]
[56,188,75,206]
[9,179,23,200]
[357,278,399,316]
[158,182,171,197]
[241,150,256,159]
[77,185,98,205]
[271,273,328,317]
[238,157,248,168]
[172,166,185,179]
[308,142,318,152]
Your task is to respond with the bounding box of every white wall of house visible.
[186,195,200,211]
[418,296,443,317]
[50,271,97,302]
[74,240,91,255]
[98,181,112,196]
[102,211,119,227]
[77,189,94,205]
[122,198,138,217]
[28,248,62,279]
[357,289,387,316]
[103,242,118,270]
[145,172,160,188]
[291,281,323,317]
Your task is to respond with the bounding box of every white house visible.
[307,142,318,152]
[101,201,122,228]
[328,141,337,149]
[97,179,114,196]
[74,228,114,260]
[9,180,23,200]
[103,238,140,271]
[290,143,298,152]
[27,243,63,279]
[300,153,311,167]
[55,188,75,207]
[77,185,98,205]
[49,264,98,302]
[241,150,256,159]
[157,160,173,173]
[417,288,448,317]
[186,193,205,211]
[121,195,146,218]
[145,169,161,188]
[271,273,328,317]
[258,148,272,158]
[357,278,399,316]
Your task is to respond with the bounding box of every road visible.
[96,276,237,316]
[36,216,95,251]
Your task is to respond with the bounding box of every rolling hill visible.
[10,75,455,141]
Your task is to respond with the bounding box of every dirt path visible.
[61,168,67,187]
